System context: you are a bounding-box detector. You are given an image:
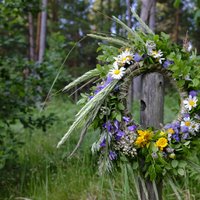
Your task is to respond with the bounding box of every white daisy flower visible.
[150,50,163,58]
[190,122,200,133]
[183,95,198,111]
[180,117,192,128]
[109,65,126,80]
[114,49,134,66]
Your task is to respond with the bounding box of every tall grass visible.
[1,95,200,200]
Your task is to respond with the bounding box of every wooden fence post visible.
[139,72,164,200]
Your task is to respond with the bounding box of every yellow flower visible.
[155,137,168,151]
[135,136,146,147]
[167,128,175,134]
[135,130,153,148]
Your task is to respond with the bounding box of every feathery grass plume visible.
[131,8,154,35]
[87,34,133,48]
[57,79,118,148]
[62,69,100,91]
[68,104,101,158]
[112,16,145,45]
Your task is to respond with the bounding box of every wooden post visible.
[139,72,164,200]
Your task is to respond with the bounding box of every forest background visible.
[1,0,200,199]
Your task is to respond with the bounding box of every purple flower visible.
[103,121,113,132]
[93,75,113,96]
[114,120,120,131]
[183,113,190,118]
[109,151,117,160]
[182,133,189,140]
[128,125,137,131]
[134,53,143,62]
[163,60,174,68]
[100,138,106,147]
[189,90,198,97]
[172,133,180,142]
[123,116,130,123]
[116,130,125,140]
[181,125,189,133]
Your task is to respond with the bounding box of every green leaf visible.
[177,168,185,176]
[173,0,181,8]
[171,160,179,168]
[118,103,125,111]
[116,112,122,122]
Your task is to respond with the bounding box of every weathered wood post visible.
[139,72,164,200]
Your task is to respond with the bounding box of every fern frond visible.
[62,69,100,91]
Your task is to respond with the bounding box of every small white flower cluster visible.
[146,40,165,64]
[109,49,134,80]
[114,130,137,157]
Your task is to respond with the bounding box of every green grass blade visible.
[131,9,154,35]
[167,177,182,200]
[112,16,145,45]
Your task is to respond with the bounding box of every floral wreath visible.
[57,13,200,181]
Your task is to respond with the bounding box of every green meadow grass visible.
[1,94,200,200]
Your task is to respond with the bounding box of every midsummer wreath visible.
[57,13,200,181]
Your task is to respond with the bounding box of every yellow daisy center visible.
[114,69,120,75]
[167,128,175,134]
[185,121,191,126]
[189,100,195,107]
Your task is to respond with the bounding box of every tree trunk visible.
[36,12,41,61]
[38,0,48,63]
[126,0,132,28]
[139,72,164,200]
[28,12,35,61]
[133,0,156,100]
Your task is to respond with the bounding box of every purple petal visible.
[134,53,143,62]
[116,130,125,140]
[114,120,120,131]
[163,60,174,68]
[123,116,130,123]
[100,138,106,147]
[189,90,197,97]
[109,151,117,160]
[128,125,137,131]
[181,125,189,133]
